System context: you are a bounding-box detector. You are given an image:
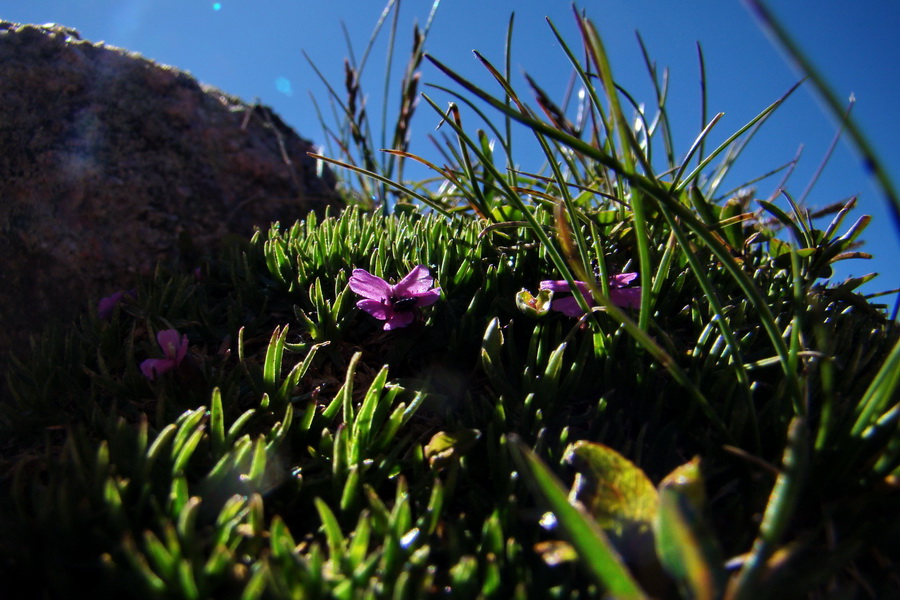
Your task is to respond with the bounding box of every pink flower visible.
[140,329,188,380]
[348,265,441,330]
[539,273,641,317]
[97,290,134,320]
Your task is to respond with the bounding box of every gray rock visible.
[0,22,338,363]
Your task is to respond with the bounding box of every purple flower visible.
[140,329,188,380]
[348,265,441,330]
[539,273,641,317]
[97,290,134,320]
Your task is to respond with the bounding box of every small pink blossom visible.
[348,265,441,330]
[140,329,188,380]
[97,290,134,320]
[540,273,641,317]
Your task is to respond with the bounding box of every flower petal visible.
[542,274,639,316]
[551,296,592,318]
[176,335,188,362]
[141,358,175,380]
[610,272,638,288]
[157,329,187,362]
[97,292,125,320]
[609,287,642,309]
[349,269,392,301]
[540,280,591,295]
[384,311,415,330]
[393,265,435,296]
[413,288,441,307]
[539,279,571,292]
[357,298,392,320]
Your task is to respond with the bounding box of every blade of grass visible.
[421,92,729,436]
[676,80,803,194]
[696,42,709,169]
[798,97,853,205]
[503,12,516,184]
[669,113,725,193]
[424,52,798,405]
[425,83,512,160]
[577,15,655,329]
[851,337,900,437]
[470,49,593,276]
[309,152,453,217]
[743,0,900,235]
[635,31,675,169]
[731,418,809,600]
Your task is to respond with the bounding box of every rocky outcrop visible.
[0,22,338,363]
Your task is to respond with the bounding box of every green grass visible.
[2,2,899,598]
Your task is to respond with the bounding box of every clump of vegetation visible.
[2,3,898,599]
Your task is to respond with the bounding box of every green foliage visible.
[2,2,899,599]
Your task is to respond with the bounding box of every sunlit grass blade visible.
[502,12,516,181]
[543,15,616,162]
[571,14,654,328]
[696,42,709,169]
[676,80,803,195]
[743,0,900,236]
[263,326,288,392]
[423,87,728,430]
[668,112,724,193]
[851,337,900,437]
[423,50,795,399]
[425,83,512,160]
[635,31,675,168]
[467,47,593,274]
[210,387,225,457]
[309,152,453,217]
[418,93,580,295]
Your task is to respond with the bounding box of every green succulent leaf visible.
[653,458,726,600]
[564,440,659,536]
[425,429,481,470]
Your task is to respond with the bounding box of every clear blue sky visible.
[3,1,898,306]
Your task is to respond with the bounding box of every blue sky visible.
[4,1,898,306]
